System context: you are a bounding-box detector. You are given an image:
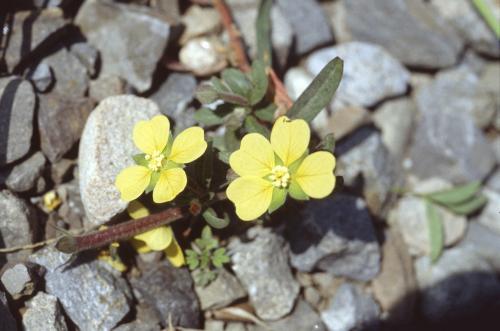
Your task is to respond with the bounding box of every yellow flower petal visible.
[270,116,310,166]
[165,236,185,267]
[294,151,336,199]
[135,226,173,251]
[133,115,170,154]
[115,166,151,202]
[131,238,151,253]
[152,168,187,203]
[168,127,207,164]
[127,200,150,219]
[226,176,273,221]
[229,133,275,177]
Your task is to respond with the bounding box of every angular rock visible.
[1,263,36,299]
[486,169,500,193]
[4,8,69,71]
[0,77,36,166]
[27,62,54,92]
[409,90,495,183]
[373,98,416,157]
[431,0,500,57]
[75,0,173,92]
[0,190,37,262]
[57,179,86,229]
[38,93,94,162]
[180,5,221,44]
[336,128,399,215]
[70,42,99,77]
[0,292,16,331]
[321,283,380,331]
[151,73,197,133]
[479,63,500,131]
[306,42,410,109]
[248,300,326,331]
[194,268,246,310]
[415,246,500,321]
[416,67,496,128]
[205,320,224,331]
[225,323,247,331]
[5,151,46,192]
[475,189,500,235]
[460,222,500,273]
[287,195,380,281]
[50,158,75,185]
[23,292,68,331]
[29,246,131,331]
[44,47,89,98]
[130,261,200,328]
[89,74,126,103]
[276,0,333,55]
[79,95,160,226]
[342,0,463,68]
[492,137,500,164]
[229,226,300,321]
[113,302,161,331]
[389,195,467,256]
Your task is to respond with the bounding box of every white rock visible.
[179,37,226,76]
[79,95,160,227]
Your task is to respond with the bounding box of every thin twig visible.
[213,0,251,72]
[0,237,61,254]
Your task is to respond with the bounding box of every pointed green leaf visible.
[249,60,269,105]
[254,103,276,122]
[318,133,336,153]
[218,91,250,106]
[202,208,231,229]
[195,83,219,104]
[425,200,443,263]
[288,180,309,201]
[268,188,287,213]
[132,154,148,167]
[211,77,230,93]
[446,194,488,215]
[256,0,272,66]
[201,225,213,240]
[244,116,270,137]
[425,181,482,206]
[287,57,343,123]
[224,129,240,153]
[194,108,224,126]
[222,68,253,97]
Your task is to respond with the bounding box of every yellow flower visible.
[43,190,62,211]
[226,116,336,221]
[127,201,185,267]
[115,115,207,204]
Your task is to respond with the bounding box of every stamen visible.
[270,165,291,188]
[147,150,164,171]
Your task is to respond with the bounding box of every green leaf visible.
[222,68,253,97]
[254,103,276,122]
[201,225,213,240]
[194,108,224,126]
[287,57,343,123]
[249,60,269,105]
[244,116,270,137]
[318,133,336,153]
[185,250,200,270]
[132,154,148,167]
[446,194,488,215]
[256,0,272,67]
[425,181,482,206]
[288,180,309,201]
[425,200,444,263]
[202,208,230,229]
[218,151,231,164]
[224,129,240,153]
[218,91,250,106]
[211,77,230,93]
[195,83,219,104]
[144,171,160,194]
[268,188,287,213]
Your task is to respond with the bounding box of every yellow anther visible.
[147,150,164,171]
[270,165,291,188]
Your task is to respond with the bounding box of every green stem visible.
[472,0,500,38]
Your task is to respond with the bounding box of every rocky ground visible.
[1,0,500,330]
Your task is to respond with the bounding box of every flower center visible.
[270,165,291,188]
[145,150,164,171]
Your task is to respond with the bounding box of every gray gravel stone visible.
[486,169,500,193]
[70,42,100,77]
[194,268,246,310]
[409,91,495,183]
[1,263,35,299]
[75,0,173,92]
[0,77,36,166]
[342,0,463,68]
[287,195,381,281]
[27,62,54,92]
[321,283,380,331]
[89,74,126,103]
[475,189,500,235]
[459,222,500,273]
[276,0,333,55]
[229,226,300,321]
[4,8,69,71]
[415,246,500,321]
[79,95,160,227]
[23,292,68,331]
[5,152,46,192]
[0,190,37,262]
[306,42,409,109]
[29,246,131,331]
[113,302,161,331]
[0,292,16,331]
[130,261,200,328]
[44,47,89,98]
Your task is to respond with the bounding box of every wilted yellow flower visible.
[115,115,207,203]
[226,116,336,221]
[127,201,185,267]
[43,190,62,211]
